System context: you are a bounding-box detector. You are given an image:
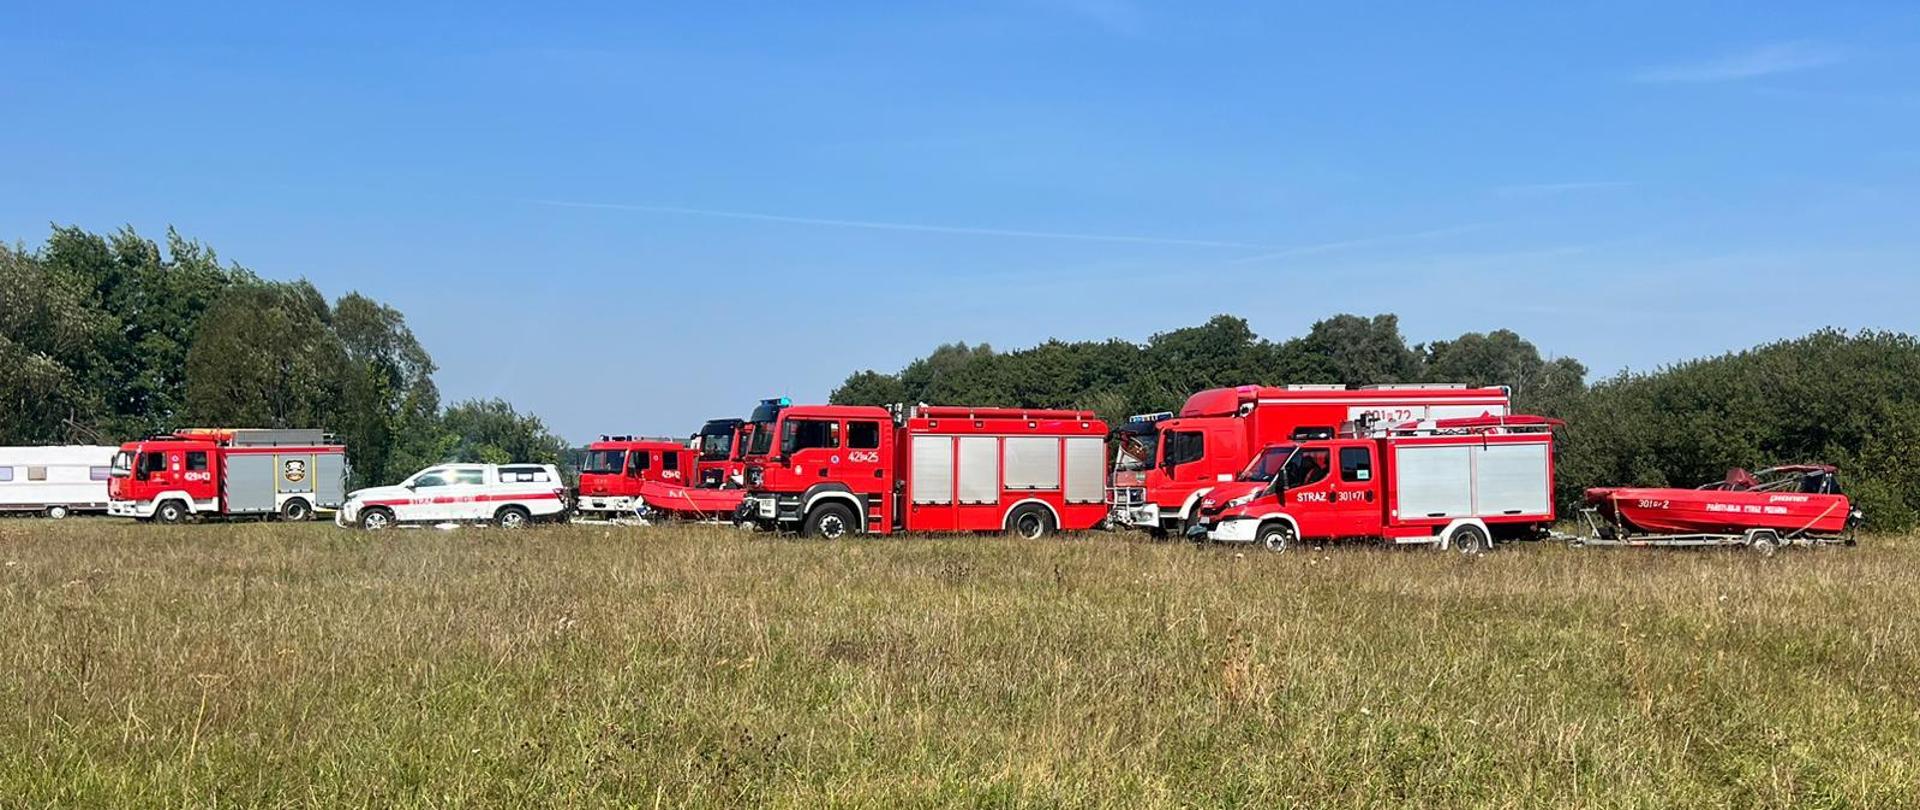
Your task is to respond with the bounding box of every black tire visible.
[1257,522,1294,553]
[154,500,188,525]
[1749,530,1780,557]
[496,505,532,529]
[45,505,70,520]
[1449,524,1491,555]
[802,502,857,540]
[280,498,313,522]
[358,507,395,531]
[1006,505,1054,540]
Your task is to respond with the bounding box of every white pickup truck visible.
[337,463,568,530]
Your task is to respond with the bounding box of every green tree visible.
[439,398,571,468]
[331,293,441,487]
[183,281,348,429]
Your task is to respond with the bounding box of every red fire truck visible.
[736,403,1110,538]
[1111,384,1511,534]
[107,428,348,523]
[690,418,750,488]
[1188,415,1559,553]
[574,436,696,519]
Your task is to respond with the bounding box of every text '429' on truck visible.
[1188,414,1561,553]
[108,429,347,523]
[736,402,1109,538]
[1111,384,1511,535]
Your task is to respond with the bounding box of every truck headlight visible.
[1224,493,1257,510]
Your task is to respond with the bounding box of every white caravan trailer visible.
[0,445,119,518]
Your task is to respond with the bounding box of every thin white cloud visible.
[1224,223,1492,265]
[1494,181,1637,197]
[527,198,1273,249]
[1634,42,1842,84]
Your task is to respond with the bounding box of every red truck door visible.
[1279,445,1340,537]
[841,417,889,531]
[1331,442,1383,536]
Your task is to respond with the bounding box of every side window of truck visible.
[186,452,208,471]
[1284,448,1331,488]
[1164,431,1203,467]
[1340,447,1372,482]
[629,452,652,473]
[848,421,881,449]
[142,453,167,474]
[787,419,841,451]
[661,453,679,471]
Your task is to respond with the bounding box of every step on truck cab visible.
[1189,415,1560,553]
[738,403,1110,538]
[108,428,348,523]
[1112,384,1512,534]
[575,436,695,518]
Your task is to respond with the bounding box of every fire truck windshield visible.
[581,450,626,474]
[109,450,132,477]
[1114,425,1159,471]
[746,420,776,456]
[697,429,733,460]
[1239,445,1299,482]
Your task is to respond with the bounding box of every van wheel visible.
[155,500,188,525]
[45,505,70,520]
[1257,522,1294,553]
[1007,505,1054,539]
[803,503,856,540]
[1449,524,1491,555]
[358,507,395,531]
[496,505,532,529]
[280,498,313,522]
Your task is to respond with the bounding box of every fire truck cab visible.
[690,418,749,488]
[1112,384,1511,534]
[575,436,695,518]
[738,403,1109,538]
[107,428,347,523]
[1189,415,1559,553]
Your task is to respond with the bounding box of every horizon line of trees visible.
[2,225,567,488]
[831,315,1920,529]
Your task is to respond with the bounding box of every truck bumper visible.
[575,496,638,515]
[1108,502,1163,530]
[108,499,151,518]
[1204,517,1259,544]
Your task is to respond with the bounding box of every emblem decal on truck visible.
[284,459,307,483]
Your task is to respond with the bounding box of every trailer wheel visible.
[1748,530,1781,557]
[358,507,394,531]
[280,498,313,522]
[495,505,532,529]
[1007,505,1054,540]
[802,503,857,540]
[1257,522,1294,553]
[154,500,188,525]
[1449,524,1491,556]
[45,505,70,520]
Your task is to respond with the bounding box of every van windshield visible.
[1239,445,1298,482]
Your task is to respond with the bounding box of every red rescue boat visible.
[1585,465,1857,537]
[636,480,746,521]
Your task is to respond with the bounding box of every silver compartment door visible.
[1473,443,1550,516]
[1392,445,1473,519]
[955,436,999,505]
[1062,437,1105,504]
[1002,437,1061,491]
[315,452,347,508]
[911,435,953,505]
[223,454,277,513]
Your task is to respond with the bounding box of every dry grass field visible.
[2,519,1917,808]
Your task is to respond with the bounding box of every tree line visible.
[1,226,567,488]
[832,315,1920,529]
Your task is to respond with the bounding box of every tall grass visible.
[2,519,1917,807]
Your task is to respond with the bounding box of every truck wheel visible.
[358,507,395,531]
[1007,505,1054,539]
[1449,524,1490,555]
[155,500,188,525]
[1257,522,1294,553]
[496,505,532,529]
[280,498,313,522]
[45,505,70,520]
[802,503,857,540]
[1749,530,1780,557]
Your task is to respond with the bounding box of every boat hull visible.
[637,480,746,520]
[1585,487,1851,536]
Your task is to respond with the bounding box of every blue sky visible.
[6,1,1919,441]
